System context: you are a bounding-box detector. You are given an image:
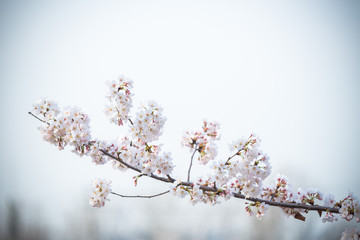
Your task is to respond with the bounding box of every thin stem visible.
[225,148,243,164]
[28,112,49,125]
[111,190,170,199]
[187,148,198,182]
[128,118,134,125]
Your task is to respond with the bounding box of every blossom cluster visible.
[129,101,166,143]
[102,138,174,176]
[32,98,59,121]
[104,77,133,126]
[169,179,224,206]
[33,99,91,155]
[262,174,360,225]
[89,178,112,208]
[339,193,360,223]
[182,121,220,164]
[245,202,269,219]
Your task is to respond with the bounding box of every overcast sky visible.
[1,0,360,239]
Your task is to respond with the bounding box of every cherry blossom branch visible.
[101,150,340,214]
[111,190,170,199]
[187,148,198,182]
[29,78,360,238]
[28,112,341,215]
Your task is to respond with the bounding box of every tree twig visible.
[225,148,243,164]
[187,148,198,182]
[111,190,170,199]
[28,112,49,125]
[128,118,134,125]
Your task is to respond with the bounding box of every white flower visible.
[130,101,166,143]
[33,98,59,121]
[256,202,269,219]
[339,193,360,222]
[176,187,189,198]
[89,178,112,208]
[89,140,107,165]
[322,211,338,223]
[324,194,336,207]
[341,228,359,240]
[229,137,247,152]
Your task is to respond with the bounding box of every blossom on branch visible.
[182,120,220,164]
[33,100,91,154]
[129,101,166,143]
[104,77,133,126]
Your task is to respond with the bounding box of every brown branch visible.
[111,190,169,199]
[100,150,173,183]
[101,150,340,214]
[225,148,243,164]
[232,193,340,213]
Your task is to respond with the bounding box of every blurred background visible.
[0,0,360,239]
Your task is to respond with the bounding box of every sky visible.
[0,0,360,239]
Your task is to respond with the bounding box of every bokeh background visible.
[0,0,359,239]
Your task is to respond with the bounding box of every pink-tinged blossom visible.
[322,211,338,223]
[262,174,293,202]
[202,121,220,139]
[324,194,336,207]
[339,193,360,222]
[297,188,323,205]
[170,180,189,199]
[190,184,204,205]
[104,77,133,126]
[322,194,339,223]
[182,121,220,165]
[105,137,174,177]
[245,202,269,220]
[89,178,112,208]
[341,228,360,240]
